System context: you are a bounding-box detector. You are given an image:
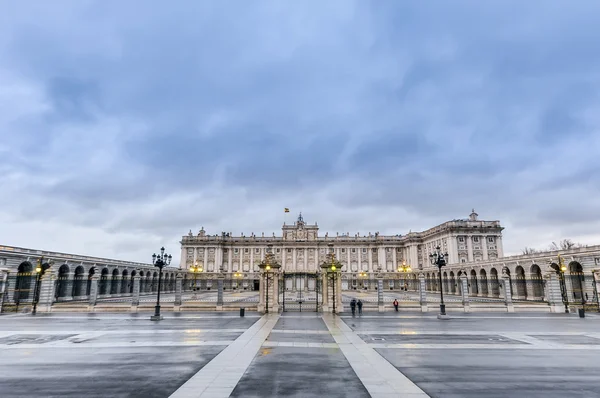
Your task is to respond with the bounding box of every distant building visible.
[179,210,504,275]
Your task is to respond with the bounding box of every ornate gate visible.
[280,272,320,312]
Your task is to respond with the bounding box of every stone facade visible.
[179,210,504,275]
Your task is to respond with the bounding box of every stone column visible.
[36,271,56,313]
[257,272,265,312]
[545,272,565,313]
[271,272,280,313]
[460,273,470,312]
[320,272,327,312]
[502,269,514,312]
[217,273,224,311]
[368,249,373,272]
[467,236,474,262]
[419,273,428,312]
[130,274,140,311]
[377,274,384,312]
[482,236,489,261]
[174,274,183,311]
[0,270,8,313]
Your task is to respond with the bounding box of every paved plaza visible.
[1,311,600,397]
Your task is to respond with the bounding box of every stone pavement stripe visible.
[169,313,280,398]
[0,329,248,335]
[262,341,338,348]
[269,329,330,334]
[367,343,600,350]
[0,341,235,349]
[6,315,262,320]
[357,330,599,336]
[322,314,430,397]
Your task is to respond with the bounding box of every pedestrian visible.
[350,298,357,316]
[357,299,363,315]
[393,298,399,312]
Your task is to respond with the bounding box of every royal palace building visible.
[179,210,505,289]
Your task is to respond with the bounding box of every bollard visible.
[578,308,585,318]
[240,307,245,317]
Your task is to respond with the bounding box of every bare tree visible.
[521,247,540,255]
[549,239,582,251]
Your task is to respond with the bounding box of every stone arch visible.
[479,269,488,296]
[568,261,585,301]
[530,264,544,298]
[99,268,110,295]
[55,264,71,300]
[470,269,479,295]
[152,272,158,292]
[490,267,500,297]
[515,266,527,299]
[443,272,449,293]
[129,270,137,293]
[14,261,34,302]
[449,271,456,294]
[121,270,129,294]
[86,267,96,296]
[110,268,120,294]
[72,265,86,298]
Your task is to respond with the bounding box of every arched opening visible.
[470,270,479,295]
[449,272,456,294]
[129,270,137,293]
[72,266,86,298]
[443,272,449,293]
[121,270,129,294]
[479,269,488,296]
[530,264,544,298]
[110,269,120,294]
[456,271,463,295]
[152,272,158,292]
[569,262,585,302]
[86,268,95,296]
[55,264,71,301]
[14,262,34,302]
[99,268,109,295]
[490,268,500,297]
[515,266,527,299]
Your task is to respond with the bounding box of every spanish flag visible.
[284,208,290,213]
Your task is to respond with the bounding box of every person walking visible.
[357,299,363,315]
[393,298,399,312]
[350,298,357,316]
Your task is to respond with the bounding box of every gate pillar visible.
[130,274,140,312]
[501,267,514,312]
[419,273,428,312]
[460,273,470,312]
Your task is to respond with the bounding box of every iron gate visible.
[281,272,320,312]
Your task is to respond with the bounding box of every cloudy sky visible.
[1,1,599,265]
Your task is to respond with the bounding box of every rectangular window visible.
[223,249,227,253]
[287,248,292,253]
[276,248,281,253]
[473,237,479,242]
[352,248,356,253]
[397,248,401,252]
[372,248,377,253]
[362,248,367,253]
[234,248,239,254]
[488,237,494,243]
[386,248,391,253]
[244,248,249,253]
[458,237,464,242]
[341,248,346,253]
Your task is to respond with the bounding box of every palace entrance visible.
[280,272,320,312]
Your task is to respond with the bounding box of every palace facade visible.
[179,210,505,275]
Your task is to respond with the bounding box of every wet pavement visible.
[1,311,599,397]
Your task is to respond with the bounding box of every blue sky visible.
[1,1,599,264]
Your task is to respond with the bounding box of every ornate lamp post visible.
[258,245,281,313]
[429,245,448,316]
[151,247,172,321]
[320,244,344,314]
[397,259,412,291]
[31,256,46,315]
[556,254,569,313]
[190,261,202,298]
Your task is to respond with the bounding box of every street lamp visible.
[31,257,45,315]
[397,259,412,291]
[258,245,281,313]
[190,261,202,298]
[151,247,172,321]
[429,245,448,316]
[320,244,344,314]
[556,254,570,313]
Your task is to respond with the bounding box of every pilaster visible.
[174,274,183,311]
